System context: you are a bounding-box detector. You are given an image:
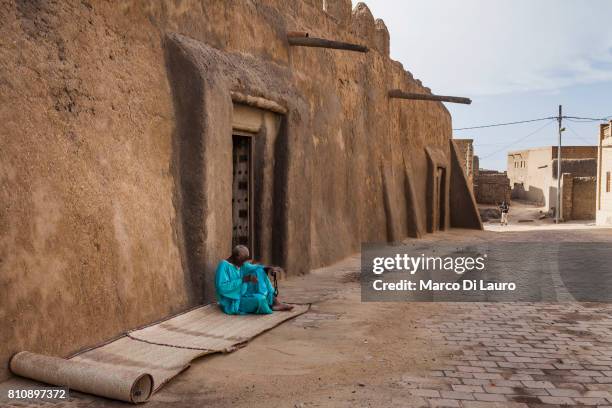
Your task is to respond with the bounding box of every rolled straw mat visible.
[10,303,308,403]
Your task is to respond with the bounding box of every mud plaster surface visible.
[0,0,477,381]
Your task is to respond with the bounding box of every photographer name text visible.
[372,279,516,291]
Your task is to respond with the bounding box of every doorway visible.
[435,167,446,231]
[232,134,253,253]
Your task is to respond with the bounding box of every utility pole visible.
[556,105,562,223]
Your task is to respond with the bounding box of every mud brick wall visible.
[561,173,574,221]
[453,139,473,186]
[561,174,595,221]
[0,0,480,380]
[571,177,596,220]
[476,174,511,204]
[552,158,597,179]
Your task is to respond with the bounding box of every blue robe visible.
[214,260,275,315]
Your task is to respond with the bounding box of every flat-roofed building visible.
[507,146,597,215]
[597,121,612,225]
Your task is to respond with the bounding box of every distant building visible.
[507,146,597,216]
[454,139,474,187]
[474,169,511,204]
[454,139,510,205]
[597,121,612,225]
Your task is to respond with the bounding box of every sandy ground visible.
[3,218,612,407]
[0,255,455,408]
[140,258,454,408]
[481,200,604,232]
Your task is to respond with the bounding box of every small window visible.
[607,172,611,193]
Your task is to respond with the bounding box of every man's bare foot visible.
[272,302,294,311]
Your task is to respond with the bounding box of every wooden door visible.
[232,135,253,253]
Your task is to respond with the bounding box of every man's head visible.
[231,245,250,267]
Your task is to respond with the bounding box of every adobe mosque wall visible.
[0,0,480,380]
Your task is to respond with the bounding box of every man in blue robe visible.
[214,245,294,315]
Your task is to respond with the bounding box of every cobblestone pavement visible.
[404,303,612,407]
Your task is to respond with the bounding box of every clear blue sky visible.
[363,0,612,170]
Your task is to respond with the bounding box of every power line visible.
[479,119,556,159]
[455,114,611,131]
[457,111,609,162]
[565,116,610,121]
[565,123,596,145]
[453,117,554,131]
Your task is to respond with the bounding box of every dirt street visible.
[3,226,612,407]
[481,200,606,233]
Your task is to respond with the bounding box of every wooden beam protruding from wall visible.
[230,91,287,115]
[287,31,368,53]
[388,89,472,105]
